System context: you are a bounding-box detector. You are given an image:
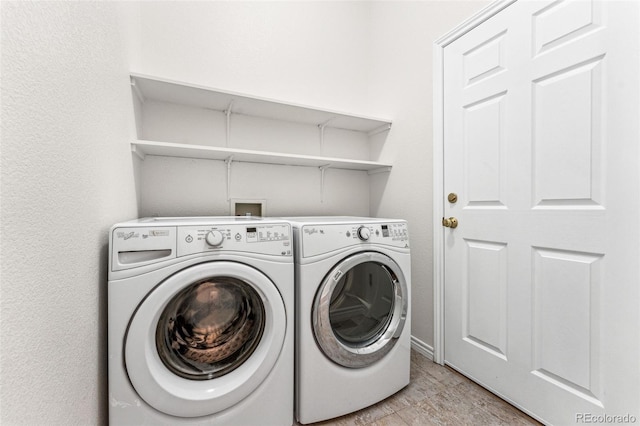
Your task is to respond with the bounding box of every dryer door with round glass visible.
[313,252,408,368]
[125,261,286,418]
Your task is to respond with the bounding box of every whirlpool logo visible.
[303,228,324,235]
[116,231,138,240]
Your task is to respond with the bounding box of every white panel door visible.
[443,1,640,424]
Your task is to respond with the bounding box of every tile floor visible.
[297,350,542,426]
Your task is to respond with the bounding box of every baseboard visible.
[410,336,434,361]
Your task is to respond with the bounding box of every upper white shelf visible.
[132,140,393,174]
[130,72,392,134]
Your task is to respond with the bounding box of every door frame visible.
[432,0,516,365]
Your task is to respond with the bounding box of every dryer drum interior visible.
[313,252,408,368]
[328,263,396,347]
[156,277,266,380]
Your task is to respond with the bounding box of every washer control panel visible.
[300,221,409,258]
[177,223,291,257]
[111,222,291,271]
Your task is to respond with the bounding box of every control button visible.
[185,235,194,243]
[205,230,224,247]
[357,226,371,241]
[346,231,351,238]
[235,233,242,241]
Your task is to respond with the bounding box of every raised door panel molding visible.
[531,246,603,407]
[463,92,508,208]
[463,239,508,360]
[532,55,604,208]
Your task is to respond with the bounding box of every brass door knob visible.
[442,217,458,228]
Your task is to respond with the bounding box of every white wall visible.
[136,1,372,112]
[0,2,138,424]
[368,1,489,352]
[0,1,489,424]
[134,1,378,218]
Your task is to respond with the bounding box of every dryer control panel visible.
[300,222,409,258]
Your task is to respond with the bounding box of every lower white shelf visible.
[131,140,392,173]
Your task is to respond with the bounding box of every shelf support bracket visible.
[130,77,145,104]
[225,100,234,147]
[367,123,392,137]
[131,144,146,161]
[319,164,332,203]
[318,118,334,155]
[367,166,392,175]
[225,155,234,202]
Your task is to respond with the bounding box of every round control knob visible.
[356,226,371,241]
[205,230,225,247]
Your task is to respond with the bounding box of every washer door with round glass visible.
[125,261,286,418]
[313,252,408,368]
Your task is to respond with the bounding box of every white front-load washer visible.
[108,217,293,425]
[287,216,411,424]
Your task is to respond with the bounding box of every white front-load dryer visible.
[286,217,411,424]
[108,217,293,425]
